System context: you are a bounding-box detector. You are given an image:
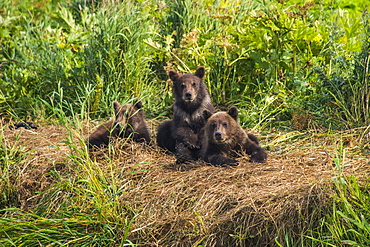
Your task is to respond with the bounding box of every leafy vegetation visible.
[1,0,370,246]
[1,0,369,128]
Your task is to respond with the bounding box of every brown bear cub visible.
[156,66,215,163]
[87,100,151,148]
[201,106,267,166]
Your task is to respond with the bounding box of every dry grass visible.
[2,120,369,246]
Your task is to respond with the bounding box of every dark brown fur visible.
[88,100,151,148]
[157,66,214,163]
[201,106,267,166]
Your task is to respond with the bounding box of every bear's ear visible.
[133,99,143,109]
[113,101,124,121]
[194,66,205,79]
[113,101,122,115]
[227,106,238,121]
[203,109,213,121]
[169,70,179,81]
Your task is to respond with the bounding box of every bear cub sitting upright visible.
[201,106,267,166]
[87,100,151,148]
[157,66,214,163]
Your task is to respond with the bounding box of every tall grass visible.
[80,0,161,115]
[1,0,369,128]
[325,176,370,246]
[304,142,370,246]
[0,209,121,246]
[0,0,164,119]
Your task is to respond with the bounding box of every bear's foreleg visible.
[175,142,199,164]
[174,126,200,150]
[242,138,267,163]
[205,153,239,167]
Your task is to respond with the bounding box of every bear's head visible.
[113,100,145,137]
[169,66,206,104]
[203,106,239,145]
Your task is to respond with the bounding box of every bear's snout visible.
[214,131,223,141]
[185,92,192,100]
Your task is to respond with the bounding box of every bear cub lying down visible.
[87,100,151,148]
[201,106,267,166]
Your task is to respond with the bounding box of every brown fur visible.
[157,66,214,163]
[87,100,151,148]
[201,106,267,166]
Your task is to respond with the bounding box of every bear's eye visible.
[223,123,228,127]
[181,84,186,88]
[192,83,197,87]
[211,123,217,129]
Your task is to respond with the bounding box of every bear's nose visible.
[214,131,222,140]
[185,92,192,99]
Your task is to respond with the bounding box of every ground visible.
[2,119,369,246]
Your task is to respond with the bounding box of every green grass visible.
[306,178,370,246]
[304,142,370,247]
[0,209,124,246]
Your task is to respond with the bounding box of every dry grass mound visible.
[2,120,369,246]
